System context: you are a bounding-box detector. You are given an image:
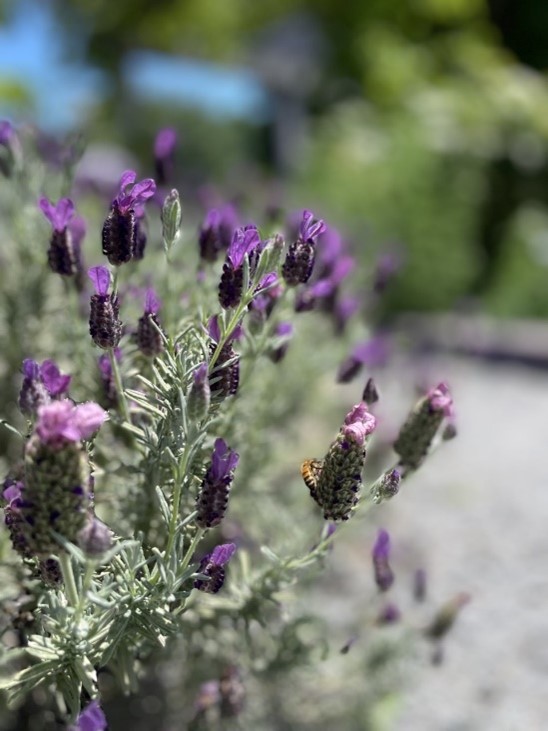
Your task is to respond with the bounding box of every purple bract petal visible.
[22,358,40,380]
[227,225,261,269]
[69,216,87,247]
[276,321,293,337]
[88,266,111,296]
[39,196,75,232]
[40,360,71,396]
[210,438,239,482]
[428,382,454,418]
[207,315,222,344]
[210,542,237,566]
[299,209,326,243]
[193,362,208,386]
[70,700,107,731]
[36,400,107,444]
[318,226,343,266]
[352,336,391,368]
[342,402,377,445]
[144,288,161,315]
[115,170,156,213]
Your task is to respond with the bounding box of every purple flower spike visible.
[300,209,326,243]
[115,170,156,214]
[88,266,111,296]
[144,288,161,315]
[210,542,237,566]
[227,225,261,269]
[39,196,75,232]
[70,700,107,731]
[36,400,107,445]
[40,360,71,396]
[154,127,177,159]
[342,402,377,446]
[210,438,240,481]
[372,528,394,592]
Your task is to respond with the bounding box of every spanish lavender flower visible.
[282,209,326,286]
[102,170,156,265]
[208,316,241,399]
[362,377,379,405]
[188,362,210,422]
[199,204,239,263]
[77,514,113,556]
[309,402,377,521]
[194,542,237,593]
[425,592,470,640]
[218,226,261,309]
[39,196,82,276]
[268,321,293,363]
[21,400,107,556]
[372,529,395,592]
[376,602,401,625]
[88,266,123,349]
[154,127,177,184]
[18,359,50,416]
[337,335,391,383]
[69,700,107,731]
[137,288,164,357]
[196,439,239,528]
[370,468,401,504]
[393,382,454,470]
[3,480,32,559]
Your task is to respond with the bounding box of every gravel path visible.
[383,355,548,731]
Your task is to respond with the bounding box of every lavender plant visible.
[0,123,464,729]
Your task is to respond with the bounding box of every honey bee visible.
[300,458,323,503]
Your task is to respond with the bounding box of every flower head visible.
[299,209,326,243]
[227,225,261,269]
[39,196,75,233]
[210,438,240,482]
[194,542,237,593]
[196,439,239,528]
[428,382,454,418]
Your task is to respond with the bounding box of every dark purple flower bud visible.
[425,592,470,640]
[372,529,395,592]
[194,542,237,593]
[340,634,359,654]
[188,362,210,422]
[219,226,261,309]
[77,514,113,556]
[370,468,401,504]
[308,403,376,521]
[40,360,71,397]
[413,568,427,602]
[394,382,454,470]
[102,170,156,265]
[282,209,326,287]
[88,266,123,349]
[196,440,239,528]
[18,359,50,416]
[336,356,363,384]
[362,377,380,405]
[268,321,293,363]
[137,288,164,357]
[97,348,121,409]
[39,196,81,276]
[376,602,401,625]
[154,127,177,184]
[69,700,107,731]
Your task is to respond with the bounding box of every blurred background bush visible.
[3,0,548,317]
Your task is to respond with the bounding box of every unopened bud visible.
[362,377,380,405]
[77,515,113,557]
[162,189,181,254]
